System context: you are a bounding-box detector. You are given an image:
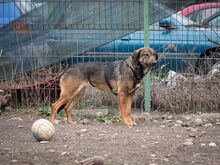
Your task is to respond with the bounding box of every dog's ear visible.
[133,48,142,56]
[132,48,143,61]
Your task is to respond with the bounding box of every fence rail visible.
[0,0,219,113]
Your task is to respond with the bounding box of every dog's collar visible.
[125,58,143,85]
[127,57,152,77]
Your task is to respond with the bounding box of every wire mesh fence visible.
[0,0,219,113]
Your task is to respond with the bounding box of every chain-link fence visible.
[0,0,219,112]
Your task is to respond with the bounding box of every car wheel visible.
[195,49,220,75]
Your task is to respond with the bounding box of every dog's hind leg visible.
[64,84,87,124]
[50,76,76,124]
[50,94,70,124]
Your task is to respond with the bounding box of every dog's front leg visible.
[118,92,134,126]
[125,95,136,126]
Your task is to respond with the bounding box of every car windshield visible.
[150,13,195,30]
[171,13,195,25]
[15,1,43,14]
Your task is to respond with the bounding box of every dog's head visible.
[132,47,158,68]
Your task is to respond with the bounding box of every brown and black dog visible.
[50,47,158,126]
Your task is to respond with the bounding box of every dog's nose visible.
[152,61,157,66]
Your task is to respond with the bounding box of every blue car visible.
[95,12,220,73]
[0,2,21,28]
[0,1,218,80]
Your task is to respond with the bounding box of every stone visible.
[209,143,217,147]
[73,108,108,119]
[174,124,181,127]
[40,141,49,144]
[18,125,24,128]
[186,138,194,142]
[183,141,193,146]
[187,127,198,132]
[132,114,146,123]
[204,123,213,127]
[163,158,169,162]
[80,129,88,133]
[76,129,88,136]
[183,115,191,120]
[11,160,18,163]
[176,120,183,124]
[104,120,112,125]
[98,134,106,137]
[4,106,13,111]
[3,148,12,151]
[193,118,203,126]
[111,133,119,138]
[10,117,23,121]
[61,152,67,156]
[189,133,197,138]
[64,145,68,148]
[141,145,146,148]
[96,111,104,117]
[151,154,157,157]
[81,119,90,124]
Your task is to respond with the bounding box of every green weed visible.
[97,114,121,123]
[37,107,51,116]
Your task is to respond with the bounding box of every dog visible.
[50,47,158,126]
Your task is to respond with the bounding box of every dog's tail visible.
[56,65,70,78]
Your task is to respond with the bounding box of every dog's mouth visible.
[152,61,157,66]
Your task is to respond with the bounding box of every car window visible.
[195,8,220,24]
[207,15,220,28]
[186,13,195,21]
[0,2,21,27]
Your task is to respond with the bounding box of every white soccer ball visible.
[31,119,55,142]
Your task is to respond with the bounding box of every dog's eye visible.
[144,53,150,57]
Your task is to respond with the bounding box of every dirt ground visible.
[0,109,220,165]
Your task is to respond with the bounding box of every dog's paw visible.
[54,119,61,124]
[126,117,137,126]
[122,118,136,126]
[67,120,76,125]
[130,120,137,126]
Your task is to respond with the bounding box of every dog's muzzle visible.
[152,61,157,66]
[152,52,158,66]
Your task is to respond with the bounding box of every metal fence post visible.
[144,0,151,111]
